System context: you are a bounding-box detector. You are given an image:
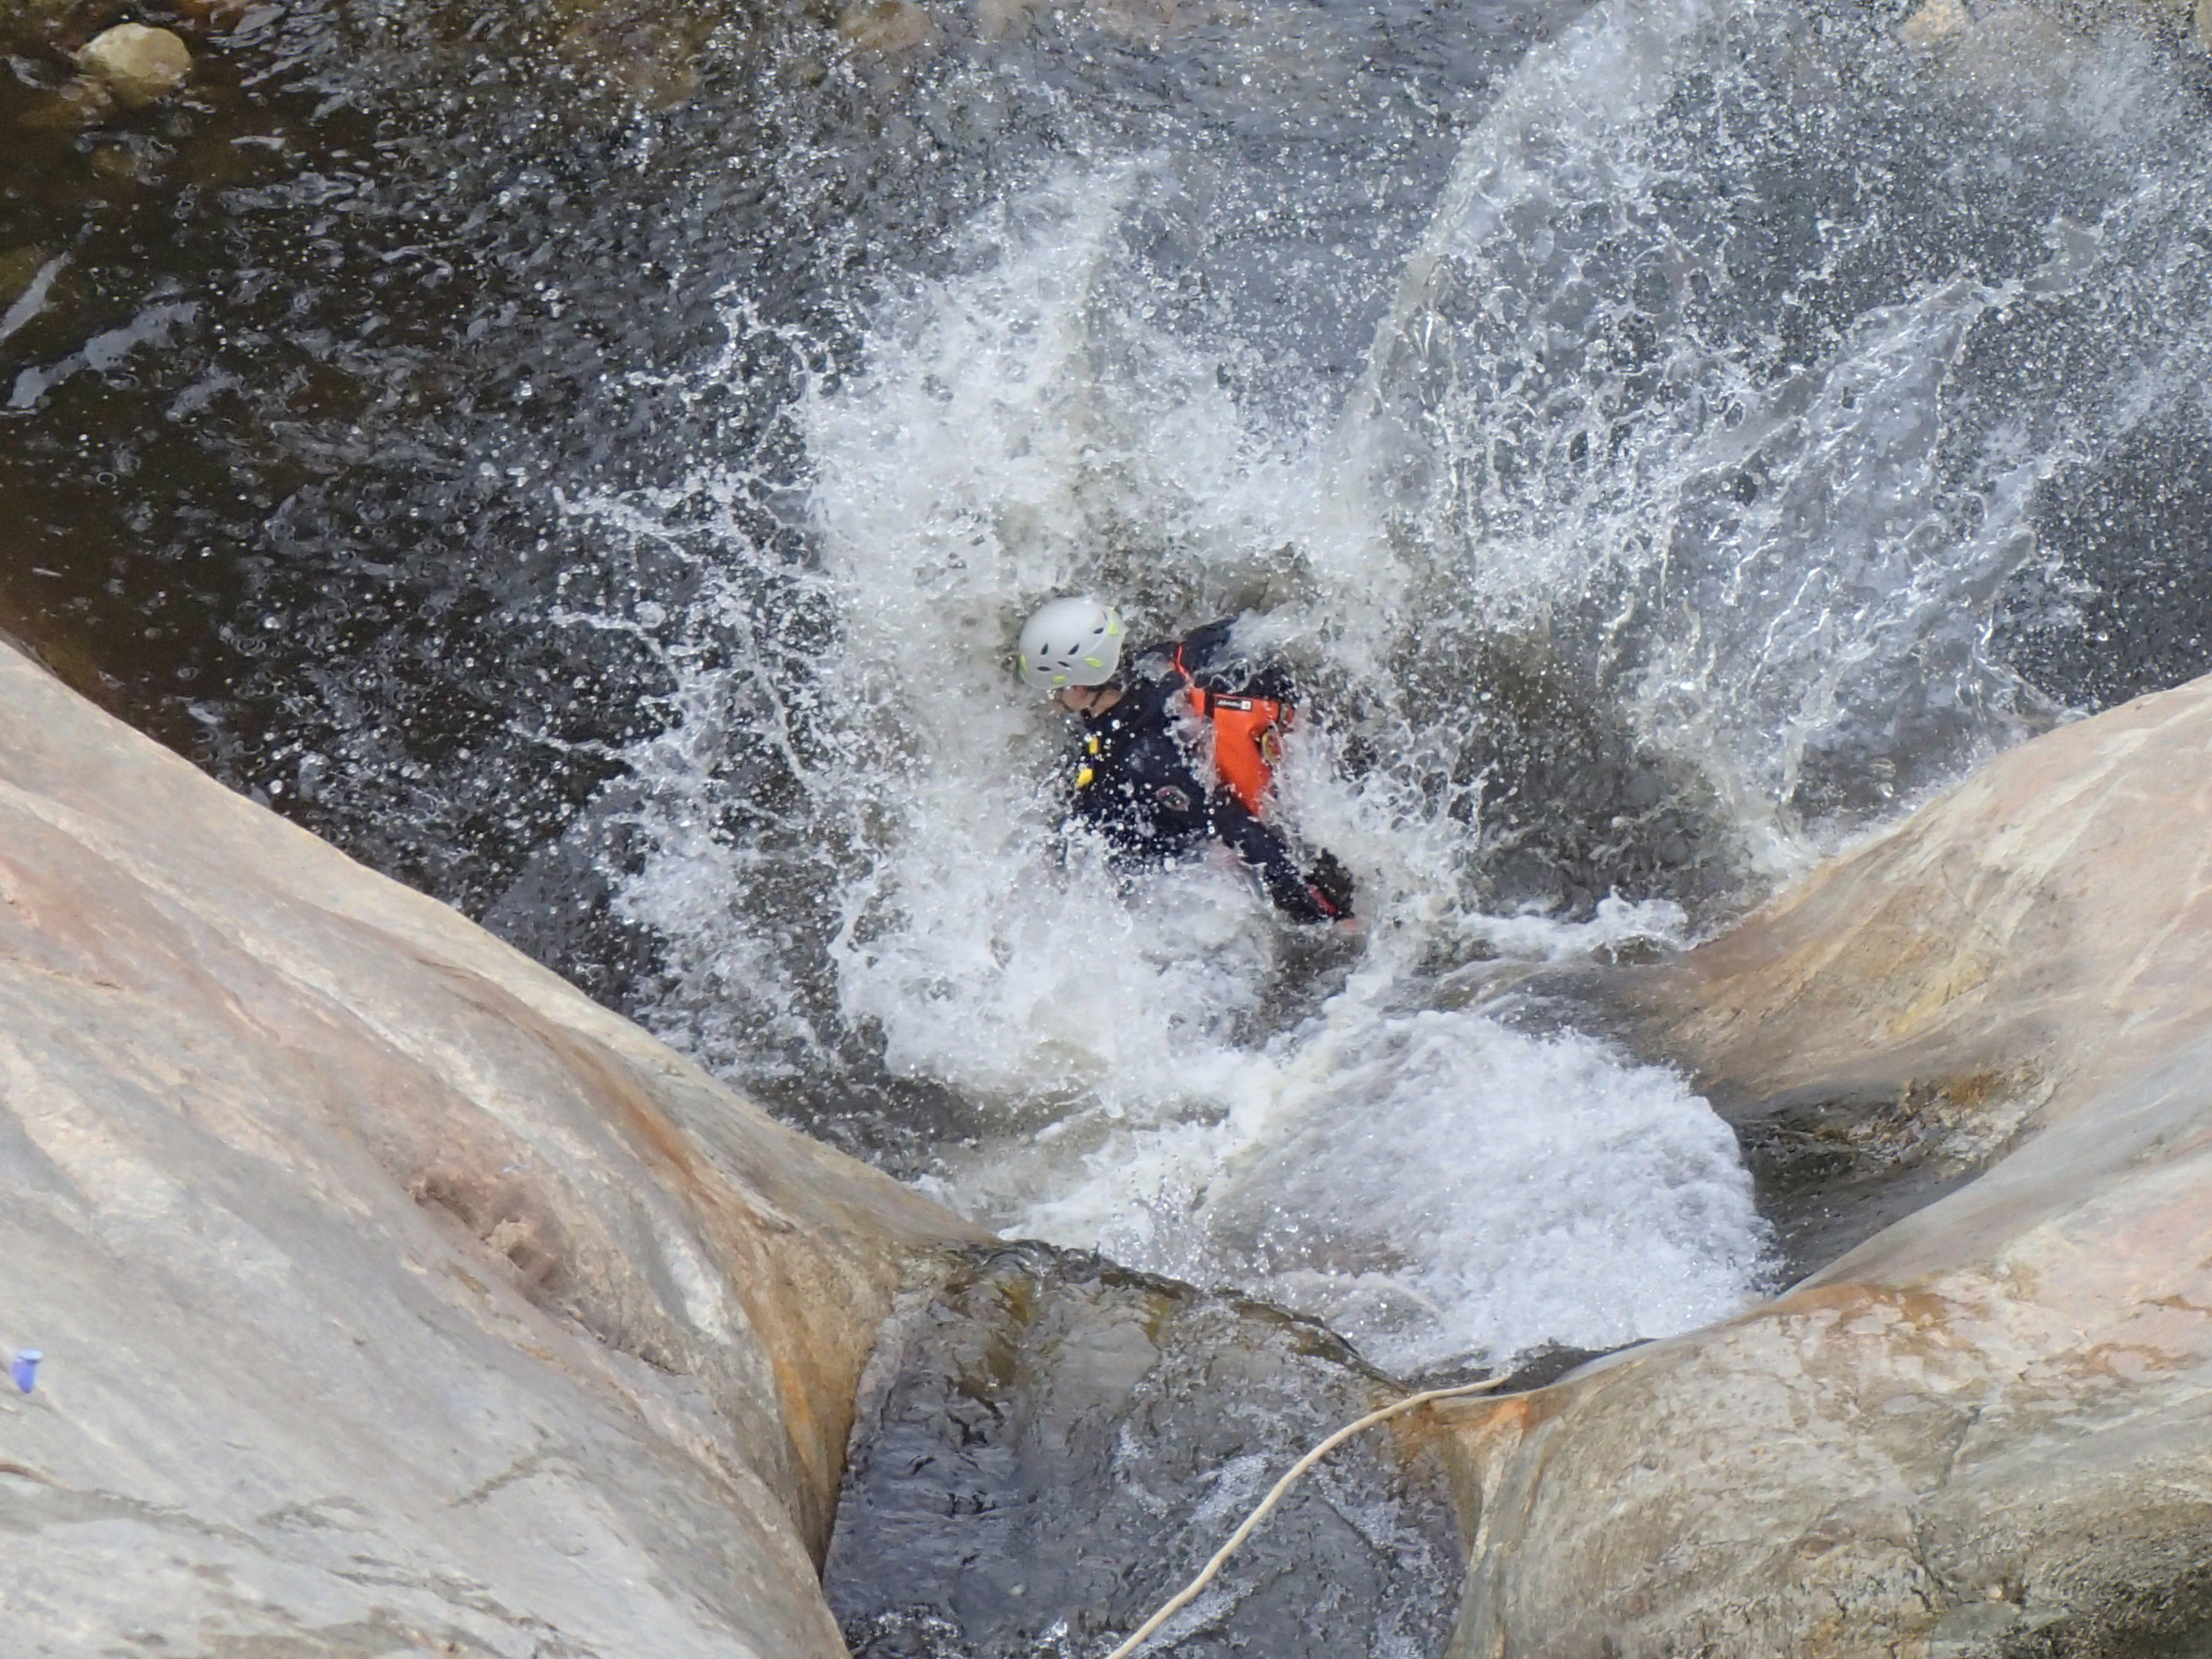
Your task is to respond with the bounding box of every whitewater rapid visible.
[578,0,2212,1371]
[584,153,1772,1372]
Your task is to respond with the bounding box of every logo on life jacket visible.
[1171,646,1290,816]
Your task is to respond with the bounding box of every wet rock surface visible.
[0,639,983,1651]
[1646,677,2212,1123]
[1443,1034,2212,1658]
[826,1241,1463,1659]
[77,23,193,106]
[1718,1075,2016,1283]
[1439,675,2212,1658]
[1531,670,2212,1288]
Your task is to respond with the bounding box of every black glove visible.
[1305,849,1356,919]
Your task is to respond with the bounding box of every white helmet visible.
[1018,596,1124,692]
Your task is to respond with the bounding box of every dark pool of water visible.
[0,0,1564,1018]
[5,0,2210,1059]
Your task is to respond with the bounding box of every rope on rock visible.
[1097,1374,1509,1659]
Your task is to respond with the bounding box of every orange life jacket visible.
[1171,644,1290,816]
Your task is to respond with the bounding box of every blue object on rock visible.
[11,1351,42,1394]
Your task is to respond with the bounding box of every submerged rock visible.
[837,0,941,55]
[77,24,194,109]
[1898,0,1969,46]
[0,0,73,49]
[16,77,117,129]
[1893,0,2200,66]
[0,246,50,306]
[1442,674,2212,1657]
[0,641,985,1652]
[826,1241,1463,1659]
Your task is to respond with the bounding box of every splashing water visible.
[593,156,1763,1371]
[586,0,2212,1370]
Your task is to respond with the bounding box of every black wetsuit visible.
[1064,619,1349,925]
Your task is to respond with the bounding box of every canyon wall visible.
[1443,676,2212,1658]
[0,638,986,1653]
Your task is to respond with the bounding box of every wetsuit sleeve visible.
[1209,793,1345,924]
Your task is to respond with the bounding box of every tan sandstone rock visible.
[77,23,193,109]
[1644,674,2212,1137]
[1438,674,2212,1657]
[0,640,986,1651]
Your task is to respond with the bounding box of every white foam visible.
[931,967,1766,1371]
[726,153,1766,1369]
[592,0,2212,1373]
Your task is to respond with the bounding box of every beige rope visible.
[1098,1375,1508,1659]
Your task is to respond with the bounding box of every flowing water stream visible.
[5,0,2212,1642]
[563,0,2212,1376]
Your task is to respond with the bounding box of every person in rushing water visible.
[1018,596,1357,926]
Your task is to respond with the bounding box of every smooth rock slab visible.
[0,641,983,1654]
[1440,674,2212,1657]
[1639,674,2212,1134]
[1442,1033,2212,1657]
[1597,673,2212,1274]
